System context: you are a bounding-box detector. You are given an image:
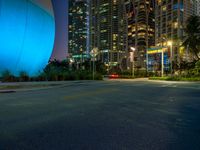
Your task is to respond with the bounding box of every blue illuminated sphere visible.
[0,0,55,76]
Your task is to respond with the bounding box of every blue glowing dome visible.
[0,0,55,76]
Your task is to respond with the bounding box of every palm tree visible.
[183,15,200,61]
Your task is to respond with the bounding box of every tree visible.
[182,15,200,61]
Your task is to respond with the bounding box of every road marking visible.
[64,88,119,100]
[160,84,200,90]
[176,86,200,90]
[161,84,171,87]
[161,84,177,88]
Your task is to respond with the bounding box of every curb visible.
[0,90,16,93]
[148,79,200,84]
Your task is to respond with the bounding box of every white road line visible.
[161,84,172,87]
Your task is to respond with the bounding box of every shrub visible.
[149,76,200,81]
[19,71,29,82]
[1,70,17,82]
[94,73,103,80]
[135,70,147,77]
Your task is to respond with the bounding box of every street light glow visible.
[167,40,173,76]
[129,47,136,77]
[167,41,172,46]
[130,47,136,51]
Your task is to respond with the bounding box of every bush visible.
[147,71,158,77]
[120,70,131,76]
[135,70,147,77]
[19,71,29,82]
[194,61,200,76]
[94,73,103,80]
[1,70,17,82]
[35,72,47,81]
[149,76,200,81]
[0,59,104,82]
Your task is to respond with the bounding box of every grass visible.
[149,76,200,81]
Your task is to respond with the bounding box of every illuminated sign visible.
[147,47,168,54]
[147,47,170,71]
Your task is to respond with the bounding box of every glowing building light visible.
[0,0,55,76]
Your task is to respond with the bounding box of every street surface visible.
[0,80,200,150]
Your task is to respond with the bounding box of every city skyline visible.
[68,0,200,72]
[51,0,200,63]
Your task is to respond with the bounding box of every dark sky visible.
[51,0,68,61]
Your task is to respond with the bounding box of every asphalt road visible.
[0,80,200,150]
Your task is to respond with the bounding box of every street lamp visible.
[90,48,98,80]
[161,48,164,77]
[130,47,136,77]
[167,40,173,76]
[130,47,136,51]
[80,48,83,70]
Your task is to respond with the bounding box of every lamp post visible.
[69,58,74,71]
[161,48,164,77]
[167,41,173,76]
[80,48,83,70]
[90,48,98,80]
[130,47,136,77]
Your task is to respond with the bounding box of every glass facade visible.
[125,0,155,68]
[155,0,195,46]
[89,0,127,67]
[68,0,89,61]
[155,0,197,64]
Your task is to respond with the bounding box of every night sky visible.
[51,0,68,61]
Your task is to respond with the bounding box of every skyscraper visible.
[68,0,88,61]
[124,0,155,68]
[155,0,196,62]
[89,0,127,70]
[198,0,200,16]
[193,0,200,16]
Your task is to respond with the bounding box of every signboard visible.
[147,47,170,72]
[90,47,98,57]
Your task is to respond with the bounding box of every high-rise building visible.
[68,0,89,61]
[155,0,196,62]
[193,0,200,16]
[89,0,128,69]
[124,0,155,68]
[198,0,200,16]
